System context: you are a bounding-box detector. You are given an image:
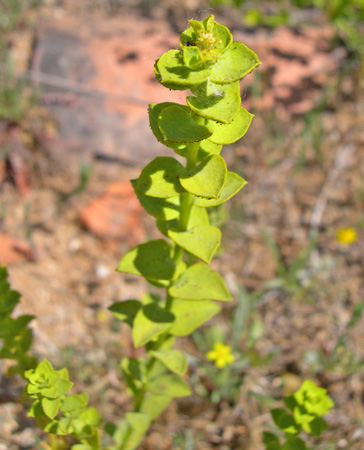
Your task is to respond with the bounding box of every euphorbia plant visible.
[17,14,260,450]
[108,14,260,449]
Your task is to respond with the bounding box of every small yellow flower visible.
[206,343,235,369]
[336,227,357,245]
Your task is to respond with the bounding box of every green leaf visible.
[263,432,280,446]
[0,289,20,313]
[146,374,191,397]
[189,204,210,227]
[41,397,62,420]
[347,300,364,329]
[187,81,241,123]
[169,299,221,336]
[210,42,260,84]
[42,376,73,398]
[284,394,298,412]
[139,394,172,420]
[180,155,227,199]
[120,357,146,395]
[131,179,180,221]
[169,263,231,301]
[136,157,185,198]
[302,416,327,436]
[194,171,247,207]
[150,349,188,376]
[117,239,183,280]
[156,203,209,238]
[182,46,204,70]
[168,225,221,263]
[180,17,232,53]
[281,437,307,450]
[80,407,101,426]
[266,443,281,450]
[155,49,210,88]
[61,393,89,413]
[207,108,254,145]
[149,103,191,151]
[71,445,92,450]
[149,103,222,159]
[108,300,141,327]
[45,417,73,435]
[293,380,334,416]
[0,315,34,337]
[27,399,45,417]
[132,303,175,347]
[123,412,151,450]
[271,409,300,435]
[197,140,222,161]
[157,105,212,143]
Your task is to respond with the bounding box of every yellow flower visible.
[336,227,357,245]
[206,343,235,369]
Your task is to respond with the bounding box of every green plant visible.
[263,380,334,450]
[24,359,102,450]
[107,14,260,448]
[262,231,322,301]
[304,300,364,376]
[191,287,273,404]
[0,265,36,376]
[2,15,260,450]
[0,48,37,123]
[60,163,93,202]
[0,0,42,33]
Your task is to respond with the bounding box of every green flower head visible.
[293,380,334,417]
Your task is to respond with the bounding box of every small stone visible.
[79,181,145,246]
[95,264,110,279]
[69,237,81,252]
[0,233,34,265]
[338,439,348,448]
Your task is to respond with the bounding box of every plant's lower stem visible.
[122,140,200,448]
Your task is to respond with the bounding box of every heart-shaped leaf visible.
[180,155,227,199]
[169,263,231,301]
[133,303,175,348]
[146,374,191,397]
[207,108,254,145]
[137,157,185,198]
[168,225,221,263]
[155,49,210,88]
[41,397,61,420]
[139,394,172,420]
[187,81,241,123]
[150,349,188,376]
[108,300,141,327]
[117,239,183,280]
[158,105,212,143]
[131,179,180,221]
[182,46,204,69]
[210,42,260,84]
[169,299,221,336]
[194,171,247,207]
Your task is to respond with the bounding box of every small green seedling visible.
[262,230,322,301]
[305,300,364,376]
[24,359,102,450]
[264,380,334,450]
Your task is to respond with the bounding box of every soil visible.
[0,1,363,450]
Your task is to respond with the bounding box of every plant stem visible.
[125,141,200,439]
